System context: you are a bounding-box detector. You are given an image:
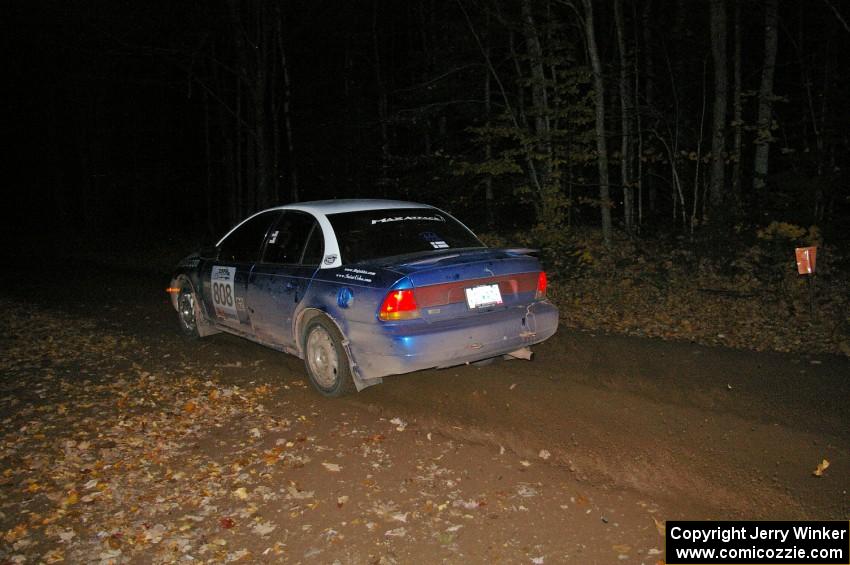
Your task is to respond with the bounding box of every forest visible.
[6,0,850,354]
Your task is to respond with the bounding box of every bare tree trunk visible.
[521,0,553,218]
[521,0,551,170]
[235,75,243,221]
[508,30,528,130]
[753,0,778,193]
[642,0,656,215]
[457,0,543,218]
[731,0,743,208]
[276,4,299,202]
[252,5,270,209]
[615,0,633,236]
[583,0,612,244]
[708,0,727,214]
[484,11,495,230]
[373,0,391,195]
[506,27,544,214]
[693,58,707,232]
[203,91,215,236]
[271,39,281,204]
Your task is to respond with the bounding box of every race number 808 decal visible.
[211,266,238,320]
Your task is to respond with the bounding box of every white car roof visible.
[216,199,442,270]
[278,199,433,215]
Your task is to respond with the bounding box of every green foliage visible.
[756,221,821,245]
[453,57,596,247]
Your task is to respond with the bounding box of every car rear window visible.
[327,208,484,264]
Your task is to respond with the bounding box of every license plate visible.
[465,283,503,309]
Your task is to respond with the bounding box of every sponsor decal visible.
[371,214,445,225]
[420,231,450,249]
[323,254,338,265]
[335,268,376,283]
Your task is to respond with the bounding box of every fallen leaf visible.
[61,491,79,507]
[538,449,551,460]
[219,517,236,529]
[322,462,341,472]
[43,548,64,563]
[233,487,248,500]
[813,458,830,477]
[287,486,314,499]
[4,524,27,543]
[252,521,276,536]
[652,516,665,536]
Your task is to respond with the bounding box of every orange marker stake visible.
[795,247,818,319]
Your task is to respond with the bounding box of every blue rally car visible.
[169,200,558,396]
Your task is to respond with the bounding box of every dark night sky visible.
[7,2,425,238]
[5,1,849,251]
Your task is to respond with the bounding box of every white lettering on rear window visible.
[371,215,445,225]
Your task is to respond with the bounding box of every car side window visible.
[218,210,281,263]
[262,212,322,265]
[300,225,325,266]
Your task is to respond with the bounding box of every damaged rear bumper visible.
[347,301,559,381]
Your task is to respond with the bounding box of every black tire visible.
[176,281,201,338]
[302,316,356,397]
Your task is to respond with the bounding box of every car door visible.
[247,211,324,349]
[203,209,282,334]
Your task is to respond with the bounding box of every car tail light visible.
[379,289,420,321]
[535,271,548,299]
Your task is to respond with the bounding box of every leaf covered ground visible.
[538,230,850,358]
[0,299,667,564]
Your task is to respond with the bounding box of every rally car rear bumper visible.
[346,300,559,381]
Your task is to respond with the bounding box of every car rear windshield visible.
[327,208,485,264]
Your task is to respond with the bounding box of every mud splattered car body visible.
[170,200,558,396]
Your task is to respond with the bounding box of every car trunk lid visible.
[393,249,543,322]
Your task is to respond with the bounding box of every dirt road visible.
[1,261,847,563]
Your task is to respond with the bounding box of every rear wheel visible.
[303,316,356,397]
[177,282,200,338]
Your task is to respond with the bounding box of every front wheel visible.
[303,316,356,397]
[176,282,201,338]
